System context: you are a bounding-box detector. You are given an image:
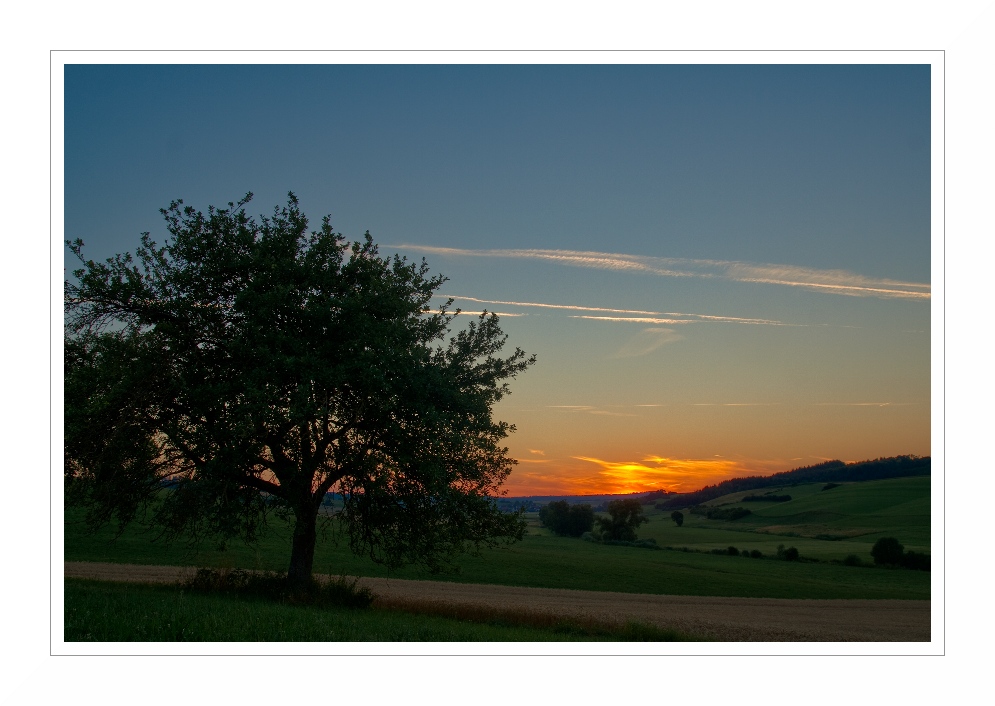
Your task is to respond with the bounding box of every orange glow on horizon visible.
[502,454,791,497]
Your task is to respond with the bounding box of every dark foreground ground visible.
[64,561,929,641]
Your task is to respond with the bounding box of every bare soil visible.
[64,561,929,642]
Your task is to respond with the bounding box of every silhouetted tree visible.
[65,192,535,588]
[539,501,595,537]
[670,510,684,527]
[871,537,905,566]
[596,499,648,541]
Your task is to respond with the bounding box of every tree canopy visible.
[538,501,595,537]
[595,499,648,542]
[65,193,535,586]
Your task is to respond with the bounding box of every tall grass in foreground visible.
[64,579,699,642]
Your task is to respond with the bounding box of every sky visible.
[63,63,932,497]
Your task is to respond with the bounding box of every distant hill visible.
[655,455,930,510]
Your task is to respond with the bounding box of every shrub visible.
[901,550,931,571]
[670,510,684,527]
[742,494,792,502]
[727,546,740,556]
[842,554,863,566]
[870,537,905,566]
[186,568,375,608]
[705,507,752,521]
[601,538,659,550]
[822,482,841,491]
[782,546,799,561]
[749,549,763,559]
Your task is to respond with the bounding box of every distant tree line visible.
[688,505,752,521]
[742,494,791,502]
[538,501,595,537]
[656,456,930,510]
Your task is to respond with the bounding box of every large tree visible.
[65,193,534,587]
[595,499,648,542]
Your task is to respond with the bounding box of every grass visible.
[63,475,931,641]
[64,476,930,601]
[64,578,695,642]
[66,519,929,602]
[639,476,931,561]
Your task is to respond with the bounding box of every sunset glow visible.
[64,64,931,499]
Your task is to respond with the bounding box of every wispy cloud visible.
[813,402,916,407]
[572,455,762,493]
[400,246,929,300]
[437,294,663,317]
[439,295,788,327]
[546,405,636,417]
[452,310,527,317]
[692,403,779,407]
[613,327,683,358]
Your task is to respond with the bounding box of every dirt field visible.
[64,561,930,641]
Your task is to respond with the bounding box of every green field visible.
[64,578,693,642]
[635,476,931,561]
[65,476,931,601]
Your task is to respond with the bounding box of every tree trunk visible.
[287,505,318,590]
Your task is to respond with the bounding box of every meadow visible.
[63,475,930,641]
[65,476,930,599]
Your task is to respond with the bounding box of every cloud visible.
[547,405,636,417]
[813,402,915,407]
[613,327,683,358]
[439,294,788,327]
[436,294,663,316]
[528,449,546,456]
[572,455,762,493]
[398,246,929,300]
[452,310,526,317]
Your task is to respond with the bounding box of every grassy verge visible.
[64,578,697,642]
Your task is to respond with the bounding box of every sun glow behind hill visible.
[503,455,784,496]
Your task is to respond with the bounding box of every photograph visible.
[59,57,936,651]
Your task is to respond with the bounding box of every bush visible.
[782,546,800,561]
[901,550,931,571]
[727,546,740,556]
[842,554,863,566]
[670,510,684,527]
[186,568,375,608]
[742,494,792,502]
[749,549,763,559]
[822,482,841,491]
[870,537,905,566]
[705,507,752,521]
[601,538,659,550]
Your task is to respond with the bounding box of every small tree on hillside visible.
[870,537,905,566]
[670,510,684,527]
[596,499,648,541]
[65,192,535,589]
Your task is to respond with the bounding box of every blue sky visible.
[64,63,932,495]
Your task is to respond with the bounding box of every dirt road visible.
[64,561,930,641]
